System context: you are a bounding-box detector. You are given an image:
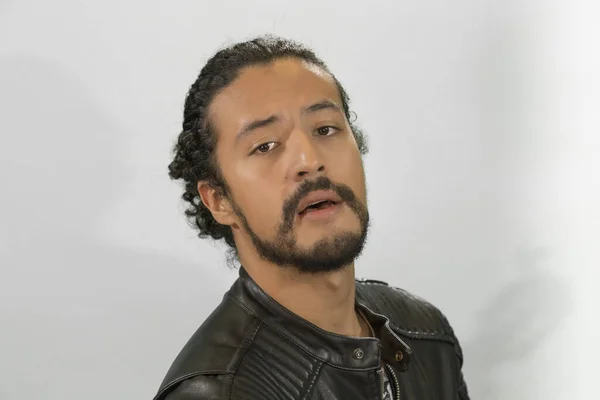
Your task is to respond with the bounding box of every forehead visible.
[209,59,342,134]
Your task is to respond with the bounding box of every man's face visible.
[209,58,369,273]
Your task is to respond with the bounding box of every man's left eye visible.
[316,126,337,136]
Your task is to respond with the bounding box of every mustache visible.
[279,176,359,234]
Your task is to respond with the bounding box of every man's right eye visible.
[253,142,276,154]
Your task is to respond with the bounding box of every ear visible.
[197,181,237,226]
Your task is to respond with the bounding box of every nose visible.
[287,130,325,182]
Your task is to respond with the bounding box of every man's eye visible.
[316,126,338,136]
[254,142,275,154]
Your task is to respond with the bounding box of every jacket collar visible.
[228,267,412,371]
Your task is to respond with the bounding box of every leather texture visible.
[154,268,470,400]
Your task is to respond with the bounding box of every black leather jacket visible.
[154,268,469,400]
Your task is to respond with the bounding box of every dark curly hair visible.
[168,35,369,261]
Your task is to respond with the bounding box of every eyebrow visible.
[302,99,341,115]
[235,100,342,141]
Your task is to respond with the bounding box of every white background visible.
[0,1,598,399]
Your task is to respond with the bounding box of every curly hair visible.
[168,35,368,260]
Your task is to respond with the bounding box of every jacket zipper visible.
[377,365,401,400]
[377,367,386,399]
[385,364,401,400]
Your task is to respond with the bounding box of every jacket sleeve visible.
[436,309,470,400]
[161,375,226,400]
[458,370,469,400]
[456,342,470,400]
[448,321,470,400]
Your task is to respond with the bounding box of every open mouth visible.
[299,200,338,216]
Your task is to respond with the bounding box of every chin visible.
[302,231,366,262]
[298,228,359,248]
[247,207,369,273]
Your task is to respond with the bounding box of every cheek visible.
[228,165,283,231]
[352,160,368,203]
[216,144,283,230]
[335,146,366,196]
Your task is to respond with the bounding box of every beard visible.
[230,176,370,274]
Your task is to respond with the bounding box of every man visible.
[156,35,469,400]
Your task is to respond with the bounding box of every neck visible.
[242,258,370,338]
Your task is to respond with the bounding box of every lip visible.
[298,201,342,222]
[297,190,343,215]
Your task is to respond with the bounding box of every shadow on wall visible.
[0,55,224,400]
[462,247,570,399]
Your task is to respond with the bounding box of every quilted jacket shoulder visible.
[355,279,458,343]
[355,277,464,374]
